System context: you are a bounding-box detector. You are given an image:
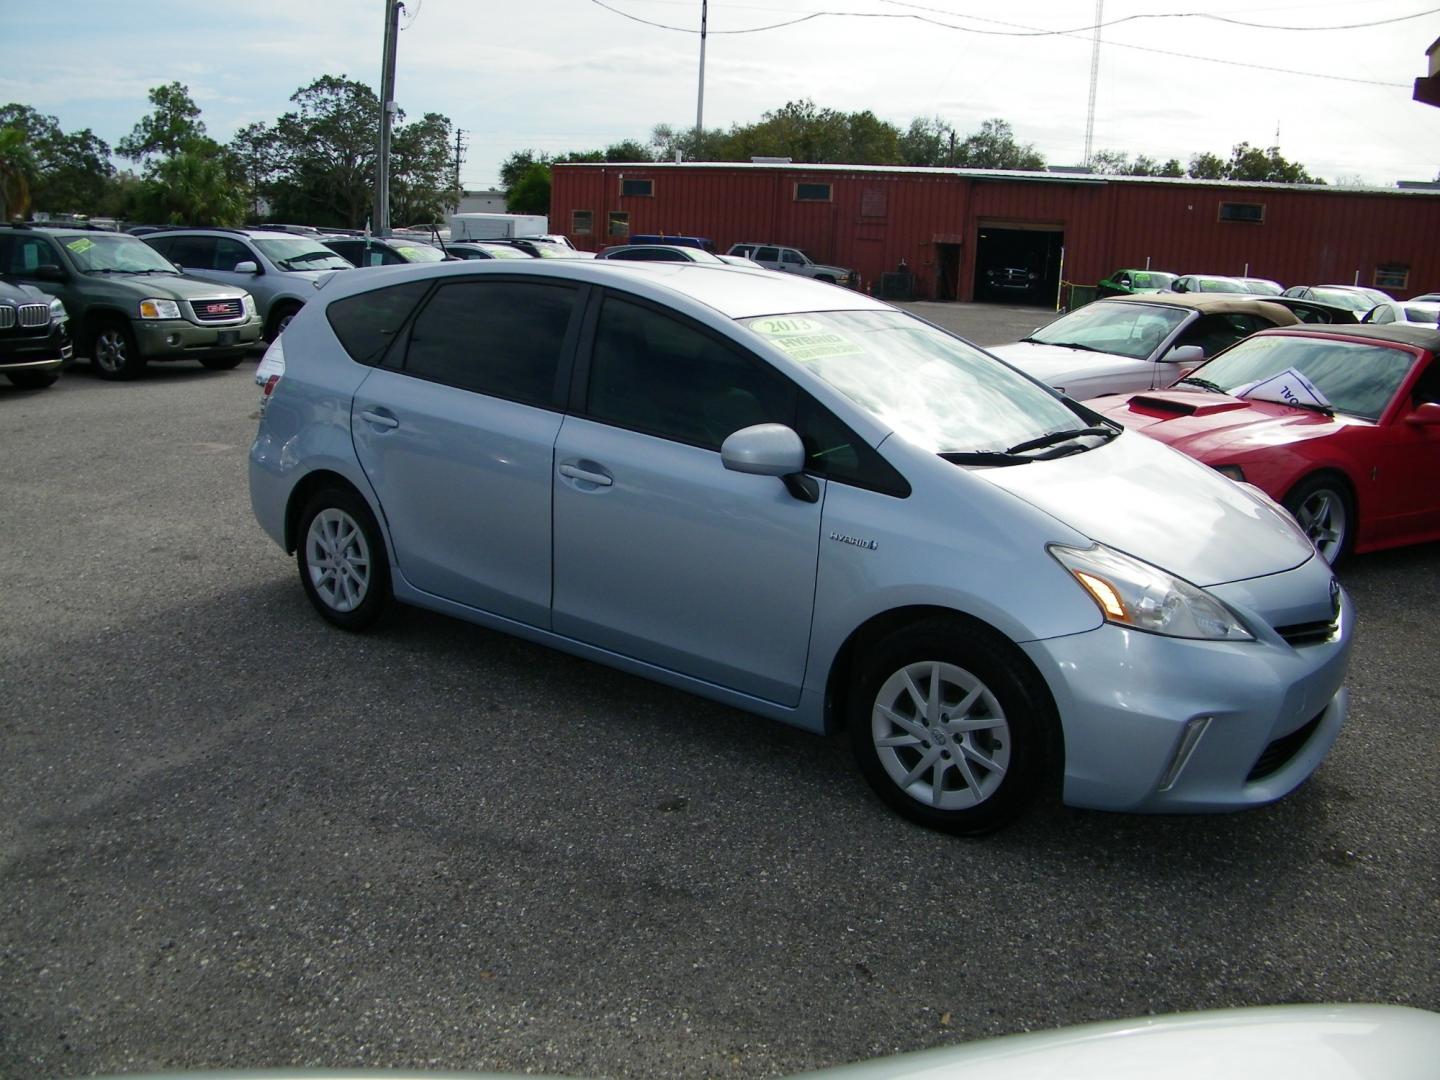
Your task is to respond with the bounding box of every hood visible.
[987,340,1138,392]
[1089,389,1361,459]
[977,425,1315,586]
[0,278,49,304]
[94,273,250,301]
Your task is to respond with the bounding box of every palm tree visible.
[0,126,37,221]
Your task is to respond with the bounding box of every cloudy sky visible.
[5,0,1438,190]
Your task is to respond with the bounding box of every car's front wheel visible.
[296,487,391,631]
[1284,474,1353,565]
[92,321,145,380]
[850,616,1056,835]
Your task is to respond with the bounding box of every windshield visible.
[1190,334,1416,420]
[743,310,1083,454]
[1199,277,1247,293]
[475,244,532,260]
[61,234,177,273]
[253,237,353,271]
[1309,288,1376,312]
[389,242,446,263]
[530,244,584,259]
[1029,301,1188,359]
[1132,272,1175,290]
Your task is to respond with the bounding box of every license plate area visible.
[216,330,238,347]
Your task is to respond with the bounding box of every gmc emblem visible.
[206,303,231,315]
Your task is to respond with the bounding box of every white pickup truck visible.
[727,243,857,287]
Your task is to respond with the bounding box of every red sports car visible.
[1087,324,1440,564]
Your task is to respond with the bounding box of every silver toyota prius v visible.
[249,260,1353,835]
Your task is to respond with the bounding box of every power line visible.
[586,0,1416,87]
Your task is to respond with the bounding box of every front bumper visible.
[1022,587,1352,813]
[135,315,263,359]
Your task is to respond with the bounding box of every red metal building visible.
[550,161,1440,302]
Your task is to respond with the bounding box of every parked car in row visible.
[321,235,454,267]
[1282,284,1392,313]
[726,243,857,286]
[443,241,537,262]
[597,244,729,264]
[1088,323,1440,564]
[1172,274,1251,295]
[250,259,1350,835]
[0,275,71,389]
[141,227,354,341]
[988,293,1298,398]
[0,224,262,379]
[1096,268,1178,297]
[1362,299,1440,326]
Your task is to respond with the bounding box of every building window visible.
[608,211,630,239]
[572,210,593,236]
[620,178,653,197]
[1374,263,1410,290]
[1217,202,1265,224]
[795,182,832,202]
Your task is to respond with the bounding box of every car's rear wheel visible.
[6,370,59,389]
[267,303,301,341]
[92,321,144,380]
[296,487,391,631]
[849,616,1056,835]
[1284,474,1353,566]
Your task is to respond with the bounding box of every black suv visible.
[0,224,263,380]
[0,277,71,389]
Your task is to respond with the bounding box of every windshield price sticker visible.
[751,316,863,363]
[66,238,95,254]
[395,246,422,258]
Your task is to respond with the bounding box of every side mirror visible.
[1406,402,1440,426]
[1162,344,1205,364]
[33,264,66,282]
[233,260,260,274]
[721,423,805,476]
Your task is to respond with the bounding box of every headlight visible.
[242,293,258,317]
[49,297,68,321]
[139,298,182,320]
[1049,542,1253,641]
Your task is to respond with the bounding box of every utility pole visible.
[1083,0,1102,167]
[695,0,708,138]
[452,127,465,211]
[372,0,404,237]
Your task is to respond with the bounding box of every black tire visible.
[266,303,301,342]
[91,320,145,381]
[6,370,59,389]
[849,616,1057,835]
[1283,473,1354,566]
[199,354,245,371]
[295,486,392,631]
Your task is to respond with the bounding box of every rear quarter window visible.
[325,280,432,366]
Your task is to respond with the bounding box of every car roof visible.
[314,259,889,320]
[1262,323,1440,351]
[1101,293,1299,320]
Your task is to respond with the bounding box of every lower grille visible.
[1275,618,1338,645]
[191,297,244,322]
[1247,711,1323,782]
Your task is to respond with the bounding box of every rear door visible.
[349,275,584,626]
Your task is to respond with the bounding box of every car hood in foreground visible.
[1087,388,1364,460]
[975,422,1315,586]
[85,1005,1440,1080]
[987,340,1143,389]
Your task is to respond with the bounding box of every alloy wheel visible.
[304,507,372,613]
[1293,487,1347,564]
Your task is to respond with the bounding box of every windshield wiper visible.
[1039,340,1102,353]
[1177,376,1225,393]
[939,450,1032,466]
[1006,426,1116,455]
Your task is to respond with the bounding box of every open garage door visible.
[974,224,1064,305]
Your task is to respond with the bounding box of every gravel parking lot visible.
[2,304,1437,1078]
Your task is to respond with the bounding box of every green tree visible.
[117,82,206,162]
[899,116,957,166]
[1089,149,1183,177]
[0,125,37,220]
[507,162,551,213]
[391,111,458,224]
[125,143,246,225]
[0,104,115,214]
[1187,151,1227,179]
[1224,142,1322,184]
[953,119,1045,170]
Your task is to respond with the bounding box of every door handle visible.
[559,462,613,487]
[359,409,399,430]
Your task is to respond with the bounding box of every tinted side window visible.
[404,280,578,407]
[1176,313,1256,356]
[586,296,795,450]
[797,396,909,497]
[756,247,780,262]
[146,236,175,257]
[215,238,252,271]
[170,236,218,269]
[325,280,431,366]
[781,250,804,265]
